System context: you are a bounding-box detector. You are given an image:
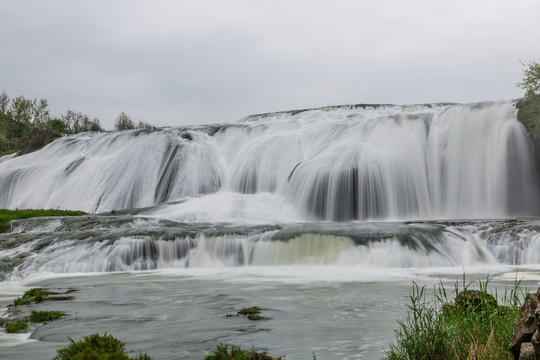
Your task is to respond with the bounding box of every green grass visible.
[385,277,523,360]
[4,321,28,333]
[30,310,66,323]
[0,208,86,233]
[53,333,151,360]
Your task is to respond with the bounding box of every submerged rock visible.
[456,289,498,310]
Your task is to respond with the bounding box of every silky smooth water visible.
[0,102,537,219]
[1,101,540,359]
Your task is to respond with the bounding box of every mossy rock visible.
[30,310,67,323]
[237,307,262,316]
[5,321,28,333]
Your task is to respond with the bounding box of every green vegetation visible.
[516,94,540,169]
[206,344,252,360]
[516,59,540,163]
[0,90,155,156]
[4,320,28,334]
[229,307,268,321]
[53,333,151,360]
[385,279,522,360]
[30,310,66,323]
[237,307,262,316]
[9,287,77,307]
[518,59,540,97]
[11,288,53,306]
[0,149,16,157]
[0,91,104,155]
[205,343,276,360]
[0,208,86,233]
[3,288,72,334]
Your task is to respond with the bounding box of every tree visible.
[0,91,10,113]
[115,112,135,130]
[88,118,104,132]
[137,120,155,130]
[518,59,540,97]
[62,110,87,133]
[46,118,67,133]
[10,96,34,126]
[32,98,50,126]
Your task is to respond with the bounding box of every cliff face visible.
[517,94,540,176]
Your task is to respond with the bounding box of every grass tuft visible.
[53,333,151,360]
[385,277,523,360]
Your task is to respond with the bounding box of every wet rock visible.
[531,329,540,354]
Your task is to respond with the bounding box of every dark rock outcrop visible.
[510,288,540,360]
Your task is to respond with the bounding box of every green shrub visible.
[385,278,523,360]
[53,333,151,360]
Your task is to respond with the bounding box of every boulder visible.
[519,342,535,360]
[510,292,540,359]
[531,329,540,355]
[456,289,498,310]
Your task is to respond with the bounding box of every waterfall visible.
[0,101,537,221]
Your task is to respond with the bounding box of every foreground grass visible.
[0,208,86,232]
[385,278,523,360]
[54,333,151,360]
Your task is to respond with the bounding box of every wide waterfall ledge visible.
[0,101,538,221]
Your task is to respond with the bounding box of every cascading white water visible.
[3,215,540,279]
[0,101,537,221]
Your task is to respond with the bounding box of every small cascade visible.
[2,217,540,279]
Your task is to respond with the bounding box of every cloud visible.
[1,0,539,129]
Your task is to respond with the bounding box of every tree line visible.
[0,91,154,155]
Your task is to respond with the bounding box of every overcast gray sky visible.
[1,0,539,129]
